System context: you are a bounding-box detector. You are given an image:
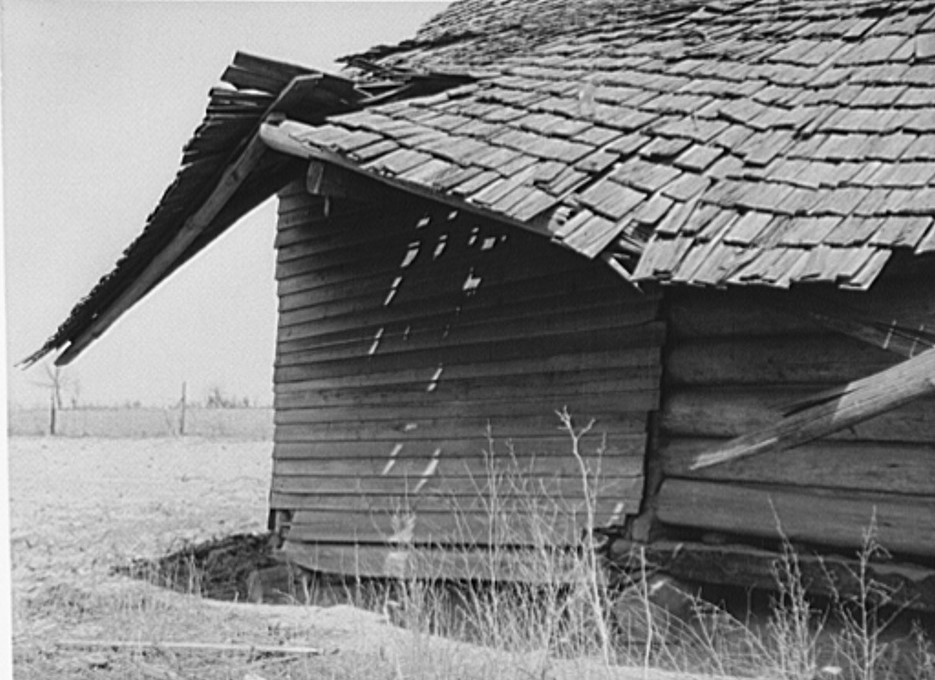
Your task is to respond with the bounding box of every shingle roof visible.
[28,52,472,366]
[275,0,935,290]
[32,0,935,365]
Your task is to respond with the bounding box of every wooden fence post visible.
[179,381,187,436]
[49,393,57,436]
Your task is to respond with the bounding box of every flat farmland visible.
[6,437,417,680]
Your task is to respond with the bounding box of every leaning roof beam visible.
[34,53,476,366]
[55,73,333,366]
[691,347,935,470]
[55,132,269,365]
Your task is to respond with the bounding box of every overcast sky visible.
[3,1,448,407]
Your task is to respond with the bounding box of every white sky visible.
[3,0,448,407]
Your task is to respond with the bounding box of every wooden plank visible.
[260,121,556,244]
[274,392,659,424]
[272,434,648,462]
[656,478,935,557]
[668,294,822,339]
[269,476,644,501]
[273,368,660,409]
[282,501,638,546]
[666,335,898,386]
[56,639,324,656]
[274,210,525,262]
[276,254,617,313]
[613,540,935,612]
[305,156,405,204]
[277,278,649,337]
[275,242,596,297]
[274,347,661,391]
[274,412,649,442]
[274,203,384,240]
[274,246,607,305]
[272,451,646,477]
[275,256,596,308]
[274,219,526,269]
[668,277,935,340]
[273,206,388,248]
[277,313,662,367]
[659,437,935,496]
[232,51,317,85]
[274,325,665,383]
[662,386,935,444]
[280,541,590,582]
[276,179,307,199]
[690,348,935,468]
[276,288,653,346]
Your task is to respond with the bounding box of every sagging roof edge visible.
[259,119,634,276]
[26,54,478,367]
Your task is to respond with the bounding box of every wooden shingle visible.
[610,158,682,194]
[674,144,723,173]
[823,216,884,247]
[723,211,774,245]
[576,179,645,220]
[869,216,933,248]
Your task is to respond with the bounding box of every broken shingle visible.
[576,178,645,220]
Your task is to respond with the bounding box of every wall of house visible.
[269,180,665,577]
[651,271,935,562]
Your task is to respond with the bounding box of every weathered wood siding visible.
[270,181,663,571]
[655,276,935,560]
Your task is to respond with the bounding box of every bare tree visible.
[32,364,78,435]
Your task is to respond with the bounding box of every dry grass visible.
[8,431,934,680]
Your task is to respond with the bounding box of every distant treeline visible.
[7,406,273,439]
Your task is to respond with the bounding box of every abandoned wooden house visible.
[31,0,935,606]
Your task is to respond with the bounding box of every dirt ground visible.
[6,437,414,679]
[8,436,684,680]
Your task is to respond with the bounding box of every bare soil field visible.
[8,437,683,680]
[7,437,418,679]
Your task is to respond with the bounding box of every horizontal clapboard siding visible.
[271,182,662,562]
[657,281,935,559]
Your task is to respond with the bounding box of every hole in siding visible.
[400,242,420,269]
[413,448,442,494]
[467,226,480,246]
[381,443,404,476]
[607,501,626,525]
[403,325,412,340]
[481,236,497,251]
[441,323,451,340]
[426,364,444,392]
[447,210,459,221]
[416,214,431,229]
[402,422,418,432]
[383,276,403,307]
[463,270,482,294]
[368,327,385,356]
[433,234,448,259]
